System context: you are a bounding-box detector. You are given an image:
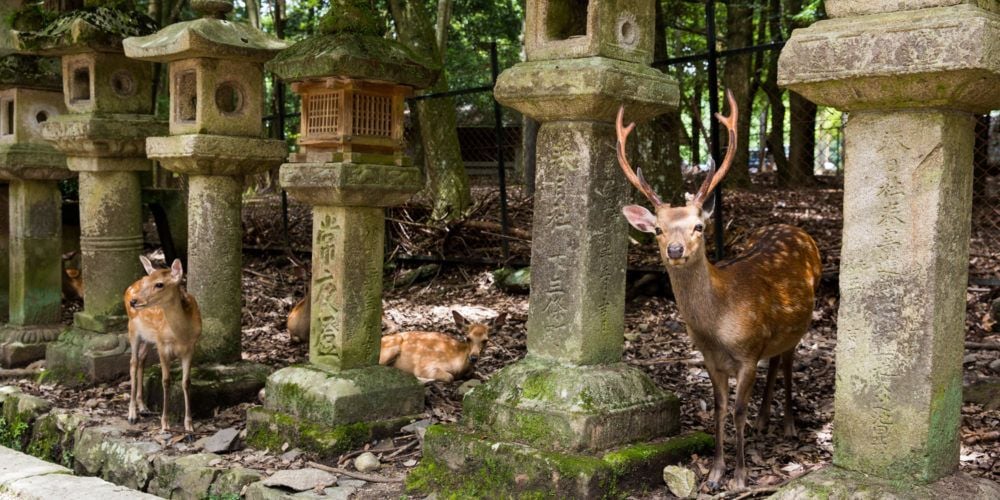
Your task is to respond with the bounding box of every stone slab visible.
[411,425,713,499]
[4,473,160,500]
[146,134,287,177]
[0,144,69,181]
[263,364,423,426]
[494,56,678,123]
[280,162,423,208]
[141,362,269,422]
[245,406,413,459]
[778,5,1000,113]
[771,466,1000,499]
[826,0,1000,18]
[0,445,68,484]
[45,330,132,386]
[462,357,679,452]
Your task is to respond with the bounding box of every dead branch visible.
[963,430,1000,445]
[459,220,532,241]
[966,342,1000,351]
[306,461,404,483]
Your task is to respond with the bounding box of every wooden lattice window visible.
[352,94,392,138]
[305,91,340,136]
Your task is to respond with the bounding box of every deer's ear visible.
[700,191,716,221]
[170,259,184,280]
[622,205,657,233]
[140,255,157,275]
[452,310,469,328]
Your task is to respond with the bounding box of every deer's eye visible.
[694,224,704,232]
[654,227,662,235]
[154,282,165,289]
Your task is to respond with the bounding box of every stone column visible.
[186,174,243,364]
[775,2,1000,496]
[0,183,7,323]
[9,179,62,325]
[249,163,425,453]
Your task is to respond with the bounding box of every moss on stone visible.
[245,406,410,459]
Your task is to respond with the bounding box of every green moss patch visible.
[245,406,413,459]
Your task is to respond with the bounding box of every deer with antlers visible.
[617,91,821,490]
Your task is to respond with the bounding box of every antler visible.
[616,106,664,207]
[692,89,739,207]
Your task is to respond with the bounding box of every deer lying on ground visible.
[379,311,505,382]
[125,256,202,432]
[617,91,821,491]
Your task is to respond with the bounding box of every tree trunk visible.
[761,0,793,184]
[788,91,816,179]
[636,0,684,204]
[690,81,702,168]
[719,0,754,188]
[246,0,260,28]
[390,0,471,222]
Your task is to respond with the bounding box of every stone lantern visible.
[0,51,71,367]
[245,0,435,452]
[10,1,166,384]
[122,0,286,411]
[414,0,689,497]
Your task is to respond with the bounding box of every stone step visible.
[0,445,158,499]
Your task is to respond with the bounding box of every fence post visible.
[491,41,511,262]
[706,0,725,261]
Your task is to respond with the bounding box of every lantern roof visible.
[10,1,157,55]
[123,0,287,63]
[0,54,61,91]
[266,0,438,89]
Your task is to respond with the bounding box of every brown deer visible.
[617,91,821,490]
[379,311,505,382]
[287,294,309,344]
[62,251,84,302]
[125,256,202,433]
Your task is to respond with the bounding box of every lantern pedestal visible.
[42,113,165,385]
[246,162,424,455]
[0,141,70,367]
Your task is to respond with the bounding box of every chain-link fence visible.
[972,112,1000,282]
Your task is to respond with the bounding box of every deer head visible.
[129,256,185,310]
[619,90,738,267]
[452,311,506,364]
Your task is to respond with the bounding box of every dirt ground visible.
[7,179,1000,498]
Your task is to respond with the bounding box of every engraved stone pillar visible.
[10,3,168,384]
[413,1,716,498]
[774,1,1000,497]
[0,54,71,367]
[243,0,432,454]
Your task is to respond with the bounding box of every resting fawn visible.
[618,91,821,490]
[379,311,506,382]
[125,256,202,432]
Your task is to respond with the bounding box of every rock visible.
[989,359,1000,373]
[261,468,336,492]
[212,467,263,498]
[354,452,380,472]
[201,427,241,454]
[662,465,697,498]
[456,379,481,397]
[401,419,432,434]
[403,459,417,467]
[623,331,640,342]
[245,479,363,500]
[964,379,1000,411]
[638,323,651,333]
[493,267,530,294]
[963,354,978,365]
[280,448,303,462]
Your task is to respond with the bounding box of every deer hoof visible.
[127,416,137,425]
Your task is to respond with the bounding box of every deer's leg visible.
[127,334,140,425]
[705,364,729,489]
[781,350,796,438]
[159,352,171,432]
[732,363,758,491]
[181,354,193,432]
[755,356,780,433]
[135,341,151,414]
[420,367,454,383]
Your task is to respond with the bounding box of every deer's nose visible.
[469,355,479,364]
[667,244,684,259]
[129,299,138,308]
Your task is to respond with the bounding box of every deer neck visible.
[664,249,722,334]
[160,290,194,333]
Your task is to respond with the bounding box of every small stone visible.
[201,427,241,454]
[662,465,697,498]
[403,459,417,467]
[638,322,651,333]
[456,379,482,397]
[964,354,978,365]
[624,331,640,341]
[280,448,303,462]
[262,468,337,492]
[208,458,223,467]
[401,418,432,434]
[989,359,1000,373]
[354,452,380,472]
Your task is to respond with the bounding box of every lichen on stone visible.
[13,4,157,53]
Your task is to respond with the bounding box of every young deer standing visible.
[125,256,202,432]
[618,91,821,490]
[379,311,505,383]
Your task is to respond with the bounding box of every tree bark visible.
[720,0,755,188]
[788,91,816,180]
[246,0,260,28]
[761,0,794,184]
[390,0,471,222]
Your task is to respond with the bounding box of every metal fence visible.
[972,112,1000,282]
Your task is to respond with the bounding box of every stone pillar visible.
[9,179,62,327]
[186,174,243,364]
[775,2,1000,496]
[412,2,717,497]
[0,183,8,323]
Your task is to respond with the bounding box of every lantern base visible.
[771,466,1000,499]
[280,162,423,207]
[0,324,62,368]
[44,327,131,386]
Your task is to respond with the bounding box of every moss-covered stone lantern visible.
[413,0,688,496]
[120,0,286,413]
[0,21,72,367]
[10,1,166,384]
[245,0,435,453]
